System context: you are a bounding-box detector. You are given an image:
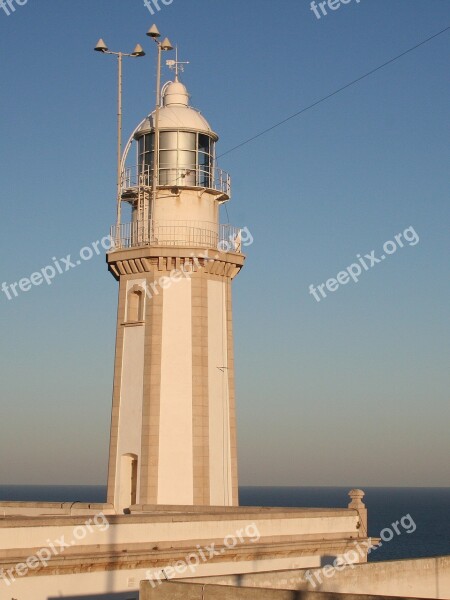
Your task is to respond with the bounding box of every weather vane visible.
[166,46,189,79]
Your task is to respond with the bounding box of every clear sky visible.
[0,0,448,487]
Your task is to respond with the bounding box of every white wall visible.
[194,555,450,600]
[0,515,359,551]
[6,556,449,600]
[158,278,193,504]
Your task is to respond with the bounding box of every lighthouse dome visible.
[136,80,218,139]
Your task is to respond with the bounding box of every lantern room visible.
[113,75,235,250]
[132,79,229,195]
[135,80,218,190]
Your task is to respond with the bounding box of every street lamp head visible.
[147,24,161,39]
[161,37,174,51]
[94,38,108,53]
[132,44,146,57]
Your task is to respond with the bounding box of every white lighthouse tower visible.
[105,54,245,512]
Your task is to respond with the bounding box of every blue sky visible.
[0,0,448,487]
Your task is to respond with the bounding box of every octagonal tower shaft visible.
[106,78,245,512]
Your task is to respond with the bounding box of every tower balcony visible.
[121,165,231,201]
[110,220,243,253]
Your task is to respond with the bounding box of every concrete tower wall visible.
[106,250,243,511]
[106,75,242,512]
[153,188,220,226]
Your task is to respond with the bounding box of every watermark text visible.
[309,226,419,303]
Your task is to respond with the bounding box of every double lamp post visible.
[94,26,174,237]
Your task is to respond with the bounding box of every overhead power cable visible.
[218,26,450,159]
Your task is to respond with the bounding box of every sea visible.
[0,486,448,562]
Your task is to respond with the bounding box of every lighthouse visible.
[0,35,374,597]
[105,55,245,512]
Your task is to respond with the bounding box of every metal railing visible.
[111,220,242,253]
[121,164,231,197]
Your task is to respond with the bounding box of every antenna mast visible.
[166,46,190,80]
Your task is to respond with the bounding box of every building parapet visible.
[140,581,440,600]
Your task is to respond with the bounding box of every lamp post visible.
[94,39,145,240]
[146,25,174,234]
